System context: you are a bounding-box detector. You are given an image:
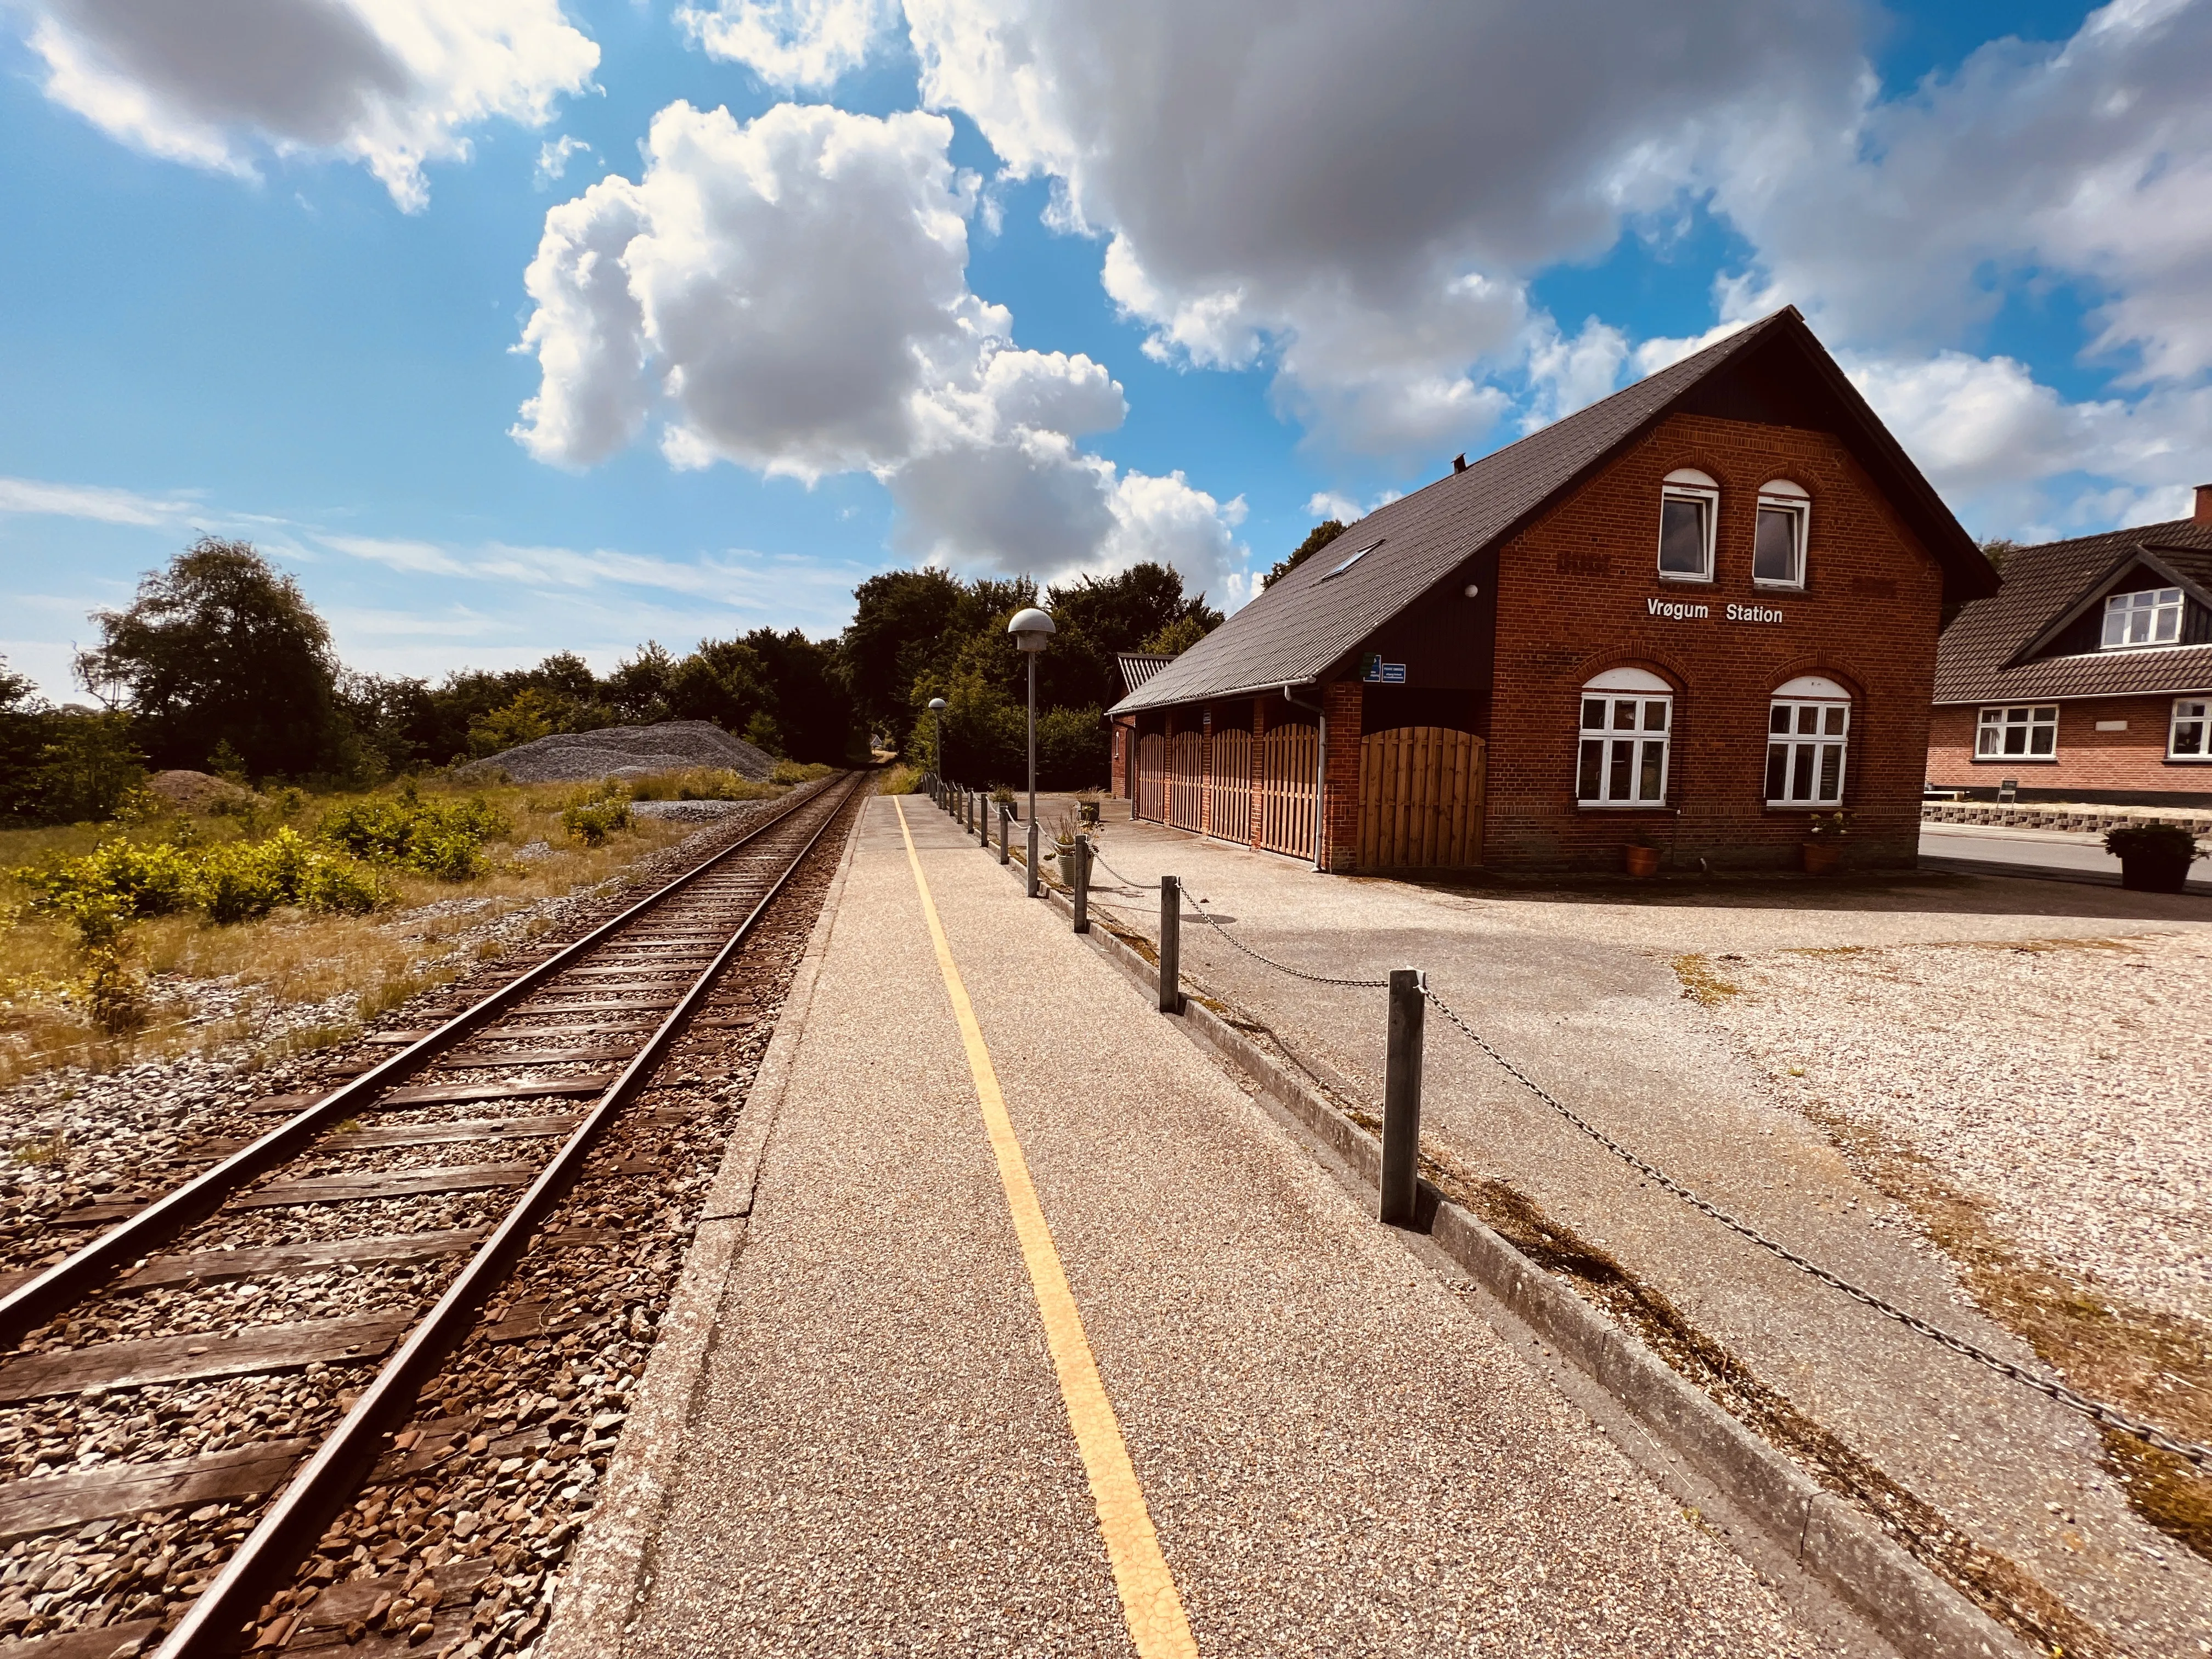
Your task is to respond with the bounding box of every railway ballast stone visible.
[461,721,776,784]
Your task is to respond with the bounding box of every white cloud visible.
[0,475,190,525]
[1522,315,1630,431]
[534,133,591,184]
[24,0,600,210]
[513,98,1248,597]
[903,0,1854,455]
[1302,489,1400,525]
[677,0,893,88]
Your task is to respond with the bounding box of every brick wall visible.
[1109,718,1132,797]
[1485,411,1946,871]
[1928,695,2212,804]
[1322,681,1363,871]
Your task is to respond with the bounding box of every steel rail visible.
[0,774,845,1352]
[156,769,867,1657]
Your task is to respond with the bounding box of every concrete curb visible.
[1011,838,2024,1659]
[541,800,866,1659]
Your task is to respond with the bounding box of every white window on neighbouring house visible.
[2101,587,2183,649]
[1657,469,1718,580]
[1753,479,1809,587]
[1976,704,2058,759]
[2172,698,2212,759]
[1766,675,1850,805]
[1577,667,1672,805]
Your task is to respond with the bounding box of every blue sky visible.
[3,0,2208,699]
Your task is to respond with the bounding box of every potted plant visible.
[1075,789,1103,828]
[1803,810,1849,874]
[2104,822,2203,893]
[1049,808,1084,888]
[1623,836,1660,877]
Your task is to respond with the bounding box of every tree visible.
[739,628,855,761]
[76,538,344,779]
[840,568,972,740]
[1980,538,2020,574]
[1041,563,1222,709]
[1263,520,1346,588]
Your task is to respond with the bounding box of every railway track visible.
[0,770,870,1657]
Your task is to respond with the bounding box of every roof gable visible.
[1934,520,2212,703]
[1112,306,1991,715]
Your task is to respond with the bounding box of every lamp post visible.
[927,696,947,798]
[1007,606,1056,897]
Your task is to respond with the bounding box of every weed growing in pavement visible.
[10,1130,66,1166]
[1668,952,1741,1006]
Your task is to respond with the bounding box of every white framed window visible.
[1766,675,1850,805]
[1975,704,2057,759]
[1657,468,1717,582]
[1753,479,1808,588]
[1577,667,1672,805]
[2101,587,2183,650]
[2172,698,2211,760]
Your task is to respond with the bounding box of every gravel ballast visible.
[461,723,775,785]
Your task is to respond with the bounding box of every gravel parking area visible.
[1692,930,2212,1329]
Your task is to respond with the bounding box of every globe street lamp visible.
[927,696,947,799]
[1007,607,1056,896]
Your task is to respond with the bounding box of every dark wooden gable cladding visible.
[2019,555,2212,663]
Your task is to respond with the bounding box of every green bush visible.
[13,827,390,933]
[319,792,506,880]
[561,797,633,847]
[770,759,834,786]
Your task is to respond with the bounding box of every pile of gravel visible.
[461,720,776,783]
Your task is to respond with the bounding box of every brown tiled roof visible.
[1112,306,1991,715]
[1933,521,2212,703]
[1115,652,1176,696]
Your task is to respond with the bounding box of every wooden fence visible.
[1167,731,1206,831]
[1256,724,1318,859]
[1135,733,1165,823]
[1357,726,1485,869]
[1208,729,1252,843]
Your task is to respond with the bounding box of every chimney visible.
[2196,482,2212,523]
[1452,453,1468,473]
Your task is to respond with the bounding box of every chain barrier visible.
[1046,815,2210,1464]
[1081,844,1389,989]
[1418,983,2212,1469]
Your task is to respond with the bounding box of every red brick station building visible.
[1106,307,2002,873]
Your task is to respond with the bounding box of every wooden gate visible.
[1207,729,1252,843]
[1136,733,1165,822]
[1167,732,1206,831]
[1358,726,1485,869]
[1256,724,1318,859]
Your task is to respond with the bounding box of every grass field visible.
[0,770,800,1087]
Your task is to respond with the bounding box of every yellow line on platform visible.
[893,797,1198,1659]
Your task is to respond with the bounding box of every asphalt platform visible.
[552,794,1842,1658]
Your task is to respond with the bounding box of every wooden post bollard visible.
[1158,875,1181,1013]
[1380,968,1426,1227]
[979,796,991,849]
[1073,834,1091,934]
[1026,819,1041,899]
[998,804,1010,865]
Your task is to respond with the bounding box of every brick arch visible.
[1567,650,1692,692]
[1763,656,1869,702]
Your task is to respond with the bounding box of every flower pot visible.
[1623,844,1660,877]
[1056,846,1079,887]
[1801,842,1841,876]
[2118,845,2193,893]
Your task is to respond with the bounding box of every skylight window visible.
[1323,540,1383,579]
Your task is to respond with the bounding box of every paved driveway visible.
[1048,798,2212,1658]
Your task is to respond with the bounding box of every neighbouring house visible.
[1927,495,2212,807]
[1105,306,1999,873]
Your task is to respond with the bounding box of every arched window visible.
[1754,479,1809,588]
[1767,674,1849,805]
[1578,667,1672,806]
[1658,469,1717,580]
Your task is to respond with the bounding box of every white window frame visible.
[1974,704,2058,760]
[1577,668,1673,806]
[2171,697,2212,761]
[1753,479,1809,589]
[1657,468,1718,583]
[1766,683,1851,806]
[2100,587,2184,650]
